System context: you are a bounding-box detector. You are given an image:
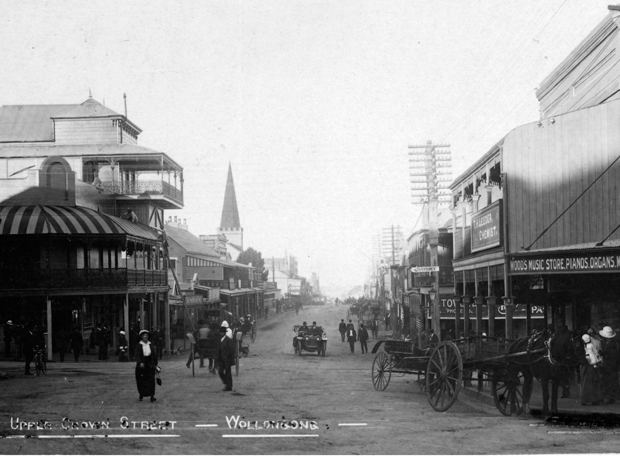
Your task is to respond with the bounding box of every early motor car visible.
[292,324,327,357]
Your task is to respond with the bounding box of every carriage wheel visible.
[492,368,526,416]
[372,351,392,391]
[426,342,463,412]
[417,371,426,393]
[235,341,240,376]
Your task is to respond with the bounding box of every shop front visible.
[508,248,620,334]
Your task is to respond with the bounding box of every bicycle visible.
[34,347,46,376]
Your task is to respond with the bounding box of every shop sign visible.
[509,251,620,274]
[265,282,277,290]
[411,266,440,273]
[427,296,544,319]
[183,295,204,306]
[471,201,502,252]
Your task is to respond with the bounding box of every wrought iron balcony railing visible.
[99,180,183,203]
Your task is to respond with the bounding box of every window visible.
[48,162,67,190]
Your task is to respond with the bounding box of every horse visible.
[505,329,579,416]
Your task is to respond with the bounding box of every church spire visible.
[220,163,241,229]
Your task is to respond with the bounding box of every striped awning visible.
[0,205,160,241]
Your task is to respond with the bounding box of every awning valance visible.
[0,205,160,241]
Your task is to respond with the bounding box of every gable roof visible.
[0,97,141,143]
[165,224,221,258]
[219,163,241,228]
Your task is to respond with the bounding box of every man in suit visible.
[347,324,357,353]
[371,319,379,339]
[338,319,347,342]
[217,321,235,391]
[358,324,369,354]
[428,329,439,347]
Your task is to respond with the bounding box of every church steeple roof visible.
[220,163,241,229]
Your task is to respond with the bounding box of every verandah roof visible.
[0,205,160,241]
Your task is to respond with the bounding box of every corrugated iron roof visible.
[0,104,74,142]
[165,224,221,258]
[52,98,122,120]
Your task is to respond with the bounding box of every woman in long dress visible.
[135,330,160,402]
[580,333,603,406]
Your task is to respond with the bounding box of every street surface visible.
[1,302,619,454]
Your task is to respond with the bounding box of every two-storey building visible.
[0,96,184,358]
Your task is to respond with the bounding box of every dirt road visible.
[0,302,618,454]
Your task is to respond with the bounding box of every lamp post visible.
[428,287,437,332]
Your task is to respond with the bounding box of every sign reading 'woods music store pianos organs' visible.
[510,251,620,274]
[471,200,502,252]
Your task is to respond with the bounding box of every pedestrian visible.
[347,323,357,353]
[580,333,604,406]
[186,321,202,369]
[372,318,379,339]
[118,330,129,362]
[129,323,140,360]
[56,328,69,363]
[70,328,83,362]
[22,323,35,375]
[3,320,13,358]
[14,323,23,361]
[134,330,160,402]
[358,324,369,354]
[428,329,439,347]
[95,324,104,360]
[599,326,620,404]
[197,321,211,368]
[385,314,390,331]
[156,328,165,359]
[217,321,235,392]
[338,319,347,342]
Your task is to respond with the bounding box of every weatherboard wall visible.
[503,98,620,254]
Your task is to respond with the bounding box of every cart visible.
[371,335,536,415]
[187,331,242,377]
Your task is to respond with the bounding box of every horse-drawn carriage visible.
[292,324,327,357]
[371,331,577,416]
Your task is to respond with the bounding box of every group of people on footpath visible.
[579,325,620,406]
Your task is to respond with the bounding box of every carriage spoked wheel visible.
[492,368,526,416]
[372,351,392,391]
[235,341,240,376]
[417,371,426,393]
[426,342,463,412]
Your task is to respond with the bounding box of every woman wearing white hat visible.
[599,326,620,404]
[134,330,161,402]
[580,333,604,406]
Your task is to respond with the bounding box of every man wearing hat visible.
[118,330,129,362]
[217,321,235,392]
[4,320,13,358]
[339,319,347,342]
[346,321,357,353]
[599,325,620,404]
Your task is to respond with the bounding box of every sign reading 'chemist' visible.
[471,201,501,252]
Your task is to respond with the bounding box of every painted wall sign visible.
[411,266,439,273]
[427,296,544,319]
[471,201,502,252]
[509,251,620,274]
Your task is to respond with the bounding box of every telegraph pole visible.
[409,140,452,336]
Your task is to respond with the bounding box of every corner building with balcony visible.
[0,96,184,359]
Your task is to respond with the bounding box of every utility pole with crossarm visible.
[409,140,452,336]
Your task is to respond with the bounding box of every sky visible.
[0,0,616,296]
